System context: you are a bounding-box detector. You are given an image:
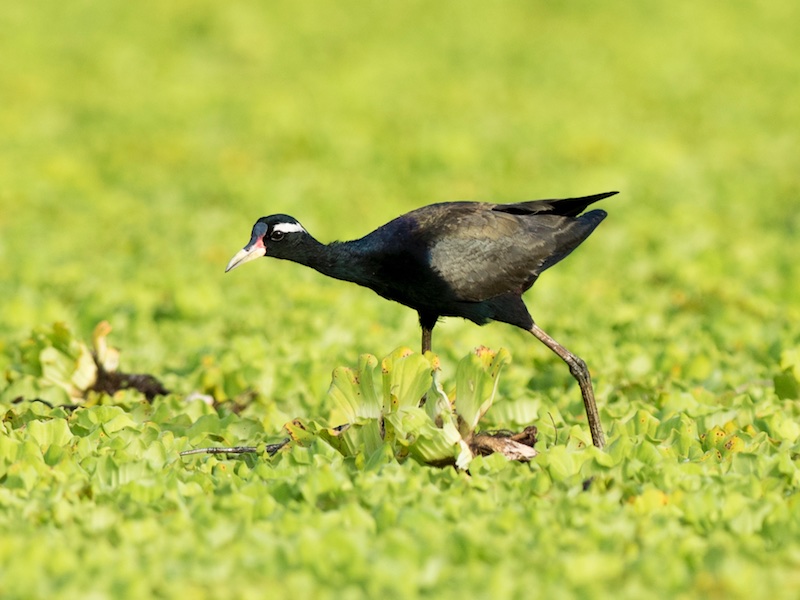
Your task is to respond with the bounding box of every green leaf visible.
[317,418,381,459]
[0,434,21,466]
[328,367,363,423]
[780,347,800,379]
[381,348,434,413]
[356,353,382,418]
[26,418,74,449]
[631,409,660,438]
[40,345,97,399]
[774,371,799,400]
[18,323,99,400]
[385,406,465,466]
[454,347,511,434]
[327,353,381,423]
[423,369,453,423]
[102,412,137,435]
[769,413,800,443]
[283,419,317,447]
[542,445,579,482]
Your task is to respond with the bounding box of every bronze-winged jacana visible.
[226,191,616,448]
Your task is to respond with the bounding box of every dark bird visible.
[226,191,616,448]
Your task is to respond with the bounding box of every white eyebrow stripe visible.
[272,222,306,234]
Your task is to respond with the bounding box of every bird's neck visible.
[293,238,376,286]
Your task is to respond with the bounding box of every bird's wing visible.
[423,207,538,301]
[423,203,603,302]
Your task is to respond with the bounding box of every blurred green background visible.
[3,1,797,401]
[1,0,799,597]
[2,0,798,371]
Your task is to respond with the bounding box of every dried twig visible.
[179,439,290,457]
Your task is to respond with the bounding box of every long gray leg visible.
[529,323,605,449]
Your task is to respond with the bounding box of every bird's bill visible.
[225,239,266,273]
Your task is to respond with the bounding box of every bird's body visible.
[227,191,616,447]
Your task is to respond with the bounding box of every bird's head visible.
[225,215,309,272]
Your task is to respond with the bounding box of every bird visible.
[226,191,616,448]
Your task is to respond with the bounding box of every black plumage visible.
[226,191,616,448]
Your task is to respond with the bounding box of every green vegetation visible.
[1,1,799,598]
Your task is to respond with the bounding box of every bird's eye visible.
[270,230,285,241]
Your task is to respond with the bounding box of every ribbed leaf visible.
[454,347,511,435]
[380,348,434,413]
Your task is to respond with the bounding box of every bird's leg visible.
[418,322,435,407]
[421,326,433,354]
[528,323,605,449]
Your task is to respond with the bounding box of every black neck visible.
[288,237,374,287]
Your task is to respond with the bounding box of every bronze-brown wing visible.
[423,204,605,302]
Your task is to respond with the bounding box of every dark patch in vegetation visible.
[90,354,169,401]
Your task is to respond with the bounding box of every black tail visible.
[495,191,618,218]
[536,207,608,274]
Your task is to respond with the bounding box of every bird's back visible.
[348,192,613,324]
[411,193,612,302]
